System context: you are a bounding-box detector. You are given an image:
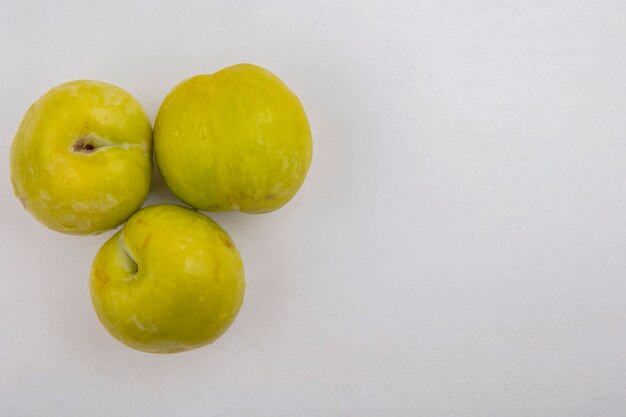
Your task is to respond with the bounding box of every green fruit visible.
[154,63,312,213]
[90,205,245,354]
[10,80,152,235]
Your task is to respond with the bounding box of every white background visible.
[1,1,626,415]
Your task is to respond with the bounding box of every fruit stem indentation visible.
[73,136,96,153]
[118,233,139,280]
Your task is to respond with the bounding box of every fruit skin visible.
[90,204,245,354]
[10,80,152,235]
[154,63,312,213]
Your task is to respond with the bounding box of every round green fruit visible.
[10,80,152,235]
[154,63,312,213]
[90,205,245,354]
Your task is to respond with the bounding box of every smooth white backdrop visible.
[2,1,626,416]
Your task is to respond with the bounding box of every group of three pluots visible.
[9,63,313,353]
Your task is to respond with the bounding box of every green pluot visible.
[154,63,312,213]
[10,80,152,234]
[90,205,246,353]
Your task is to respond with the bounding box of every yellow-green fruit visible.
[10,80,152,235]
[90,204,245,354]
[154,63,312,213]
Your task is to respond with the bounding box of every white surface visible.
[1,1,626,415]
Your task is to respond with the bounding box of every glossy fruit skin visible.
[90,205,245,354]
[10,80,152,235]
[154,63,312,213]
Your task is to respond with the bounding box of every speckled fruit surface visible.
[90,205,245,354]
[10,80,152,234]
[154,63,312,213]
